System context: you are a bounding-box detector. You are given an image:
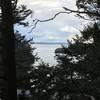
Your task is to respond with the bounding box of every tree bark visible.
[1,0,17,100]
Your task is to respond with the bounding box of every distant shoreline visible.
[31,42,67,45]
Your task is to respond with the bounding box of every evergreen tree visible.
[55,23,100,100]
[1,0,16,100]
[55,0,100,99]
[76,0,100,20]
[0,0,32,100]
[29,62,55,100]
[15,32,37,90]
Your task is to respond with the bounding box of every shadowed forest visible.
[0,0,100,100]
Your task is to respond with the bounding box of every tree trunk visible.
[1,0,17,100]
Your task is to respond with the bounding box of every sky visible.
[15,0,83,65]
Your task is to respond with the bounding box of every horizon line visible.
[31,42,67,45]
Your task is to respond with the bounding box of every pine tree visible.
[0,0,32,100]
[15,32,37,90]
[55,0,100,99]
[1,0,16,100]
[55,23,100,99]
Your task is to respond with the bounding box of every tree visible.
[29,62,55,100]
[13,5,32,25]
[54,0,100,99]
[15,32,38,100]
[1,0,17,100]
[0,0,32,100]
[55,23,100,100]
[63,0,100,20]
[15,32,37,90]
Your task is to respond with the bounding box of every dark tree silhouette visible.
[29,62,55,100]
[0,0,32,100]
[1,0,16,100]
[54,1,100,99]
[15,32,37,90]
[55,23,100,100]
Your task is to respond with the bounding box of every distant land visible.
[31,42,67,45]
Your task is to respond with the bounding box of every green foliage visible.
[13,5,32,25]
[55,23,100,99]
[53,1,100,99]
[0,4,32,26]
[76,0,100,20]
[15,32,37,90]
[29,62,55,99]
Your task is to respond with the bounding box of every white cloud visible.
[28,0,61,8]
[48,7,62,11]
[35,10,41,13]
[59,0,77,9]
[61,26,79,34]
[18,0,61,8]
[29,1,41,5]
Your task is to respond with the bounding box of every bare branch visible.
[75,14,94,21]
[29,11,69,33]
[63,7,100,17]
[29,6,100,32]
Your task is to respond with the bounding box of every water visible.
[34,44,62,65]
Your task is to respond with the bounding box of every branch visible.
[29,11,69,33]
[29,6,100,32]
[75,13,94,21]
[63,7,100,17]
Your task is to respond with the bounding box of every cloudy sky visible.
[15,0,83,65]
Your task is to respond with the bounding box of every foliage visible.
[54,1,100,99]
[76,0,100,20]
[0,3,32,26]
[13,5,32,25]
[55,23,100,99]
[15,32,37,90]
[0,1,32,100]
[29,62,55,100]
